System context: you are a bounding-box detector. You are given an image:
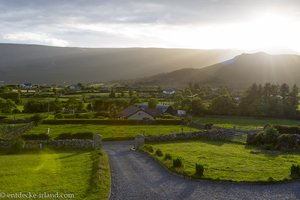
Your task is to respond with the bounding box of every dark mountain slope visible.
[137,52,300,88]
[0,43,239,84]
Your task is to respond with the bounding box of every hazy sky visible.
[1,0,300,52]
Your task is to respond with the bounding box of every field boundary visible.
[42,119,182,125]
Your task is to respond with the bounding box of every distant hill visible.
[136,52,300,89]
[0,43,240,84]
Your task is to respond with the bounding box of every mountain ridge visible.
[135,52,300,88]
[0,43,240,84]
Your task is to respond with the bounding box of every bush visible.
[31,114,43,126]
[246,126,280,148]
[262,127,280,145]
[277,134,299,150]
[274,125,300,135]
[22,133,50,140]
[11,137,25,152]
[204,123,213,130]
[173,158,183,168]
[164,153,172,160]
[55,113,63,119]
[144,145,154,153]
[155,149,163,157]
[290,164,300,178]
[195,163,204,176]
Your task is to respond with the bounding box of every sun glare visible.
[172,12,300,53]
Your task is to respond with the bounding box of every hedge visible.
[274,125,300,135]
[43,119,182,125]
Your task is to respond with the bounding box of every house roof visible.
[121,105,155,118]
[121,104,173,118]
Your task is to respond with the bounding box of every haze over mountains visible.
[137,52,300,89]
[0,44,239,84]
[1,44,300,89]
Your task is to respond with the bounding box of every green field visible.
[0,150,110,200]
[194,116,300,131]
[28,125,199,140]
[0,113,54,120]
[148,140,300,182]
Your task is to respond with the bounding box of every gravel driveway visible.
[104,141,300,200]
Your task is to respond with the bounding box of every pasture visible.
[148,140,300,182]
[0,150,110,200]
[193,116,300,131]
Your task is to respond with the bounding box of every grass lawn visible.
[0,149,110,200]
[0,113,53,120]
[147,140,300,182]
[193,116,300,131]
[27,125,199,140]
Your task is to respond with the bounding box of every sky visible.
[1,0,300,53]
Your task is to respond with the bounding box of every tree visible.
[66,98,84,111]
[210,96,237,115]
[0,98,17,113]
[129,89,134,97]
[190,98,205,115]
[289,84,299,108]
[109,89,116,98]
[280,83,290,100]
[148,98,158,109]
[129,96,140,105]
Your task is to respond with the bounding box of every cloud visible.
[2,32,69,47]
[1,0,300,51]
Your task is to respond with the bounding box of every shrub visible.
[246,126,280,148]
[262,127,280,145]
[274,125,300,135]
[291,164,300,178]
[22,133,50,140]
[195,163,204,176]
[277,134,299,150]
[55,113,63,119]
[144,145,154,153]
[31,114,43,126]
[204,123,214,130]
[173,158,183,168]
[11,137,25,152]
[155,149,163,157]
[268,177,274,182]
[164,153,172,160]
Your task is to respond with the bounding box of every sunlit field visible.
[0,150,110,200]
[193,116,300,131]
[148,140,300,182]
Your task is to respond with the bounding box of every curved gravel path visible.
[104,141,300,200]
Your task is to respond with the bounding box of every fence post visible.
[93,134,102,149]
[134,134,145,150]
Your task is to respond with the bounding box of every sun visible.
[239,13,300,53]
[174,12,300,53]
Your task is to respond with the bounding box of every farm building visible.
[121,104,176,120]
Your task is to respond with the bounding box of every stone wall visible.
[0,134,102,150]
[144,129,247,143]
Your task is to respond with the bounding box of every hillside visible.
[137,52,300,88]
[0,44,239,84]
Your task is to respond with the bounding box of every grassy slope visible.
[0,150,110,200]
[194,116,300,131]
[27,125,199,140]
[149,140,300,182]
